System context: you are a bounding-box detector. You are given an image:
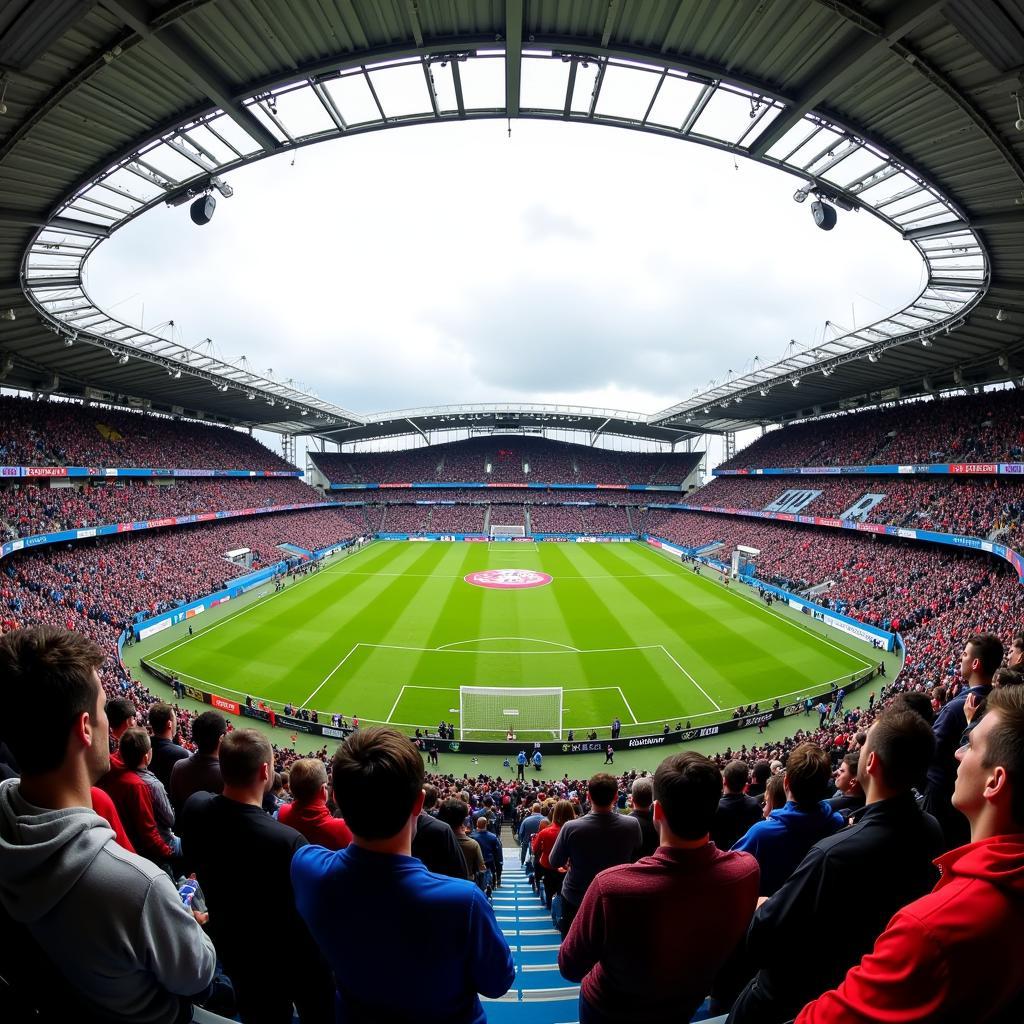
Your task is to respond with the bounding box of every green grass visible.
[143,540,873,738]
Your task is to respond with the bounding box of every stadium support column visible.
[282,433,296,468]
[724,431,736,462]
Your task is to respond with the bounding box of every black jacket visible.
[712,792,763,852]
[727,791,944,1024]
[411,811,468,878]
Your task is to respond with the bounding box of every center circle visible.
[464,569,553,590]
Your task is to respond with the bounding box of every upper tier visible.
[0,394,292,472]
[310,438,703,486]
[720,390,1024,471]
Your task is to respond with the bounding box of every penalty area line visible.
[658,645,722,712]
[615,686,639,725]
[299,644,361,710]
[385,685,408,724]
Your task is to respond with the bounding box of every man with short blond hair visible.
[276,757,352,850]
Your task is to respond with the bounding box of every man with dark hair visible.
[713,760,762,850]
[924,632,1003,849]
[797,686,1024,1023]
[180,729,333,1024]
[411,782,467,878]
[549,772,643,938]
[148,703,188,789]
[747,759,771,800]
[276,757,352,850]
[291,727,514,1021]
[629,776,659,858]
[559,752,760,1024]
[733,743,844,896]
[471,814,502,893]
[0,626,215,1022]
[728,708,943,1024]
[169,710,226,815]
[99,727,178,865]
[437,797,486,885]
[1008,632,1024,669]
[105,697,136,762]
[828,751,865,820]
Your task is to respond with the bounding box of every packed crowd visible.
[688,473,1024,538]
[337,488,653,504]
[529,505,588,534]
[0,395,293,471]
[2,625,1022,1024]
[311,439,703,486]
[721,388,1024,469]
[0,477,323,540]
[425,504,487,533]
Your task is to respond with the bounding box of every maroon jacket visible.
[559,843,759,1023]
[98,764,173,863]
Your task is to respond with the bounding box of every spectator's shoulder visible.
[717,846,761,880]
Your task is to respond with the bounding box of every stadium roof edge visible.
[0,1,1021,435]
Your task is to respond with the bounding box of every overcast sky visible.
[87,118,922,443]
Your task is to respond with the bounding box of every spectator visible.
[411,782,467,878]
[105,696,136,762]
[276,758,352,850]
[179,729,333,1024]
[517,801,545,865]
[437,797,487,887]
[549,773,643,938]
[471,814,502,893]
[628,776,659,857]
[796,686,1024,1023]
[558,752,760,1024]
[148,702,189,790]
[828,751,866,820]
[291,727,514,1021]
[532,799,576,910]
[923,633,1002,850]
[729,707,944,1024]
[0,625,215,1022]
[713,759,763,851]
[169,710,226,816]
[732,743,845,896]
[747,759,771,800]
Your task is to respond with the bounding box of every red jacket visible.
[531,823,561,869]
[796,833,1024,1024]
[90,786,135,853]
[277,798,352,850]
[98,764,172,862]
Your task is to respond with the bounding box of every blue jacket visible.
[292,844,513,1023]
[926,683,991,797]
[518,812,545,847]
[471,828,501,869]
[732,800,845,896]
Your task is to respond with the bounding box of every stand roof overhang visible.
[0,0,1021,438]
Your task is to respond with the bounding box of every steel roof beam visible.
[505,0,523,118]
[0,209,110,237]
[101,0,280,155]
[747,0,945,158]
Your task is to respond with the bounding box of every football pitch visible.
[143,540,874,738]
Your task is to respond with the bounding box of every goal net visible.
[459,686,563,739]
[490,524,526,538]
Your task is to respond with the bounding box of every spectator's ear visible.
[652,799,665,824]
[413,788,426,818]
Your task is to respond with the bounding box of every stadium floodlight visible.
[759,387,768,396]
[996,309,1008,322]
[792,377,800,386]
[821,366,832,376]
[811,199,837,231]
[921,335,933,347]
[248,392,256,400]
[1,308,15,321]
[868,351,880,363]
[1015,92,1023,132]
[117,352,129,365]
[793,186,810,204]
[190,194,216,226]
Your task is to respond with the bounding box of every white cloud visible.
[86,119,921,419]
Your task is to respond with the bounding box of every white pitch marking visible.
[658,645,722,711]
[436,636,581,652]
[298,644,362,709]
[615,686,639,724]
[384,684,407,724]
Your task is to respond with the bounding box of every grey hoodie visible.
[0,777,216,1022]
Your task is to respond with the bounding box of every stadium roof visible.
[0,0,1021,440]
[311,404,692,446]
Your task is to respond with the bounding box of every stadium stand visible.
[310,439,703,486]
[328,488,653,504]
[720,389,1024,470]
[0,395,293,471]
[687,473,1024,538]
[0,477,322,540]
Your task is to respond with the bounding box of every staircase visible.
[483,852,580,1024]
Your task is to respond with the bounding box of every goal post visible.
[459,686,564,739]
[490,524,526,538]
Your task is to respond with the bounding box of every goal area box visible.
[459,686,563,738]
[490,525,526,538]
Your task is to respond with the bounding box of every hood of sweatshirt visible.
[935,833,1024,896]
[0,777,115,923]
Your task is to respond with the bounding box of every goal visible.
[490,524,526,538]
[459,686,564,739]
